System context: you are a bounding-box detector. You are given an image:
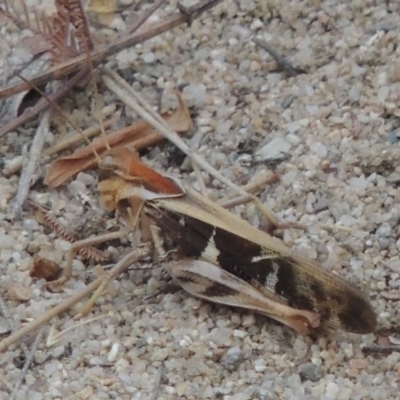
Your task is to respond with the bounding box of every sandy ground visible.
[1,0,400,399]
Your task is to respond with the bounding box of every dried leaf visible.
[45,93,191,187]
[30,255,62,281]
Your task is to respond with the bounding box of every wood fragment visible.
[217,172,279,208]
[362,345,400,355]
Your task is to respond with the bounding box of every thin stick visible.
[362,345,400,355]
[251,37,304,77]
[10,327,45,400]
[178,0,224,25]
[46,315,104,347]
[191,160,208,195]
[44,116,117,156]
[149,366,163,400]
[217,173,279,209]
[13,108,52,219]
[0,294,29,357]
[127,0,166,34]
[46,228,131,291]
[0,245,148,353]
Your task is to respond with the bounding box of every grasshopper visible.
[18,65,376,335]
[92,146,377,335]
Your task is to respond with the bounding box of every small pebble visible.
[293,337,308,358]
[310,142,328,158]
[325,382,340,400]
[0,317,10,335]
[107,343,120,362]
[242,314,256,328]
[0,234,16,249]
[143,52,156,63]
[7,284,33,301]
[298,362,324,382]
[256,137,292,161]
[221,347,245,372]
[208,327,233,346]
[233,329,248,338]
[387,129,400,144]
[379,237,390,250]
[250,19,264,30]
[376,224,392,238]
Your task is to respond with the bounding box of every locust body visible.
[97,147,377,335]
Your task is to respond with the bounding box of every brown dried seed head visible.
[30,255,62,282]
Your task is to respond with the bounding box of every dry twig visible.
[13,108,52,218]
[0,293,29,357]
[149,366,163,400]
[362,345,400,355]
[251,37,305,77]
[10,328,45,400]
